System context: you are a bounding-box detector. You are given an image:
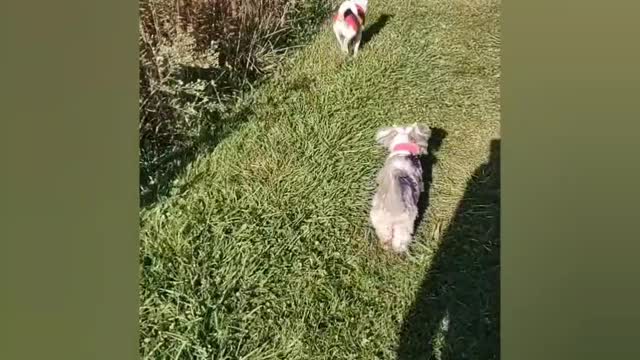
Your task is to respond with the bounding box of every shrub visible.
[139,0,332,205]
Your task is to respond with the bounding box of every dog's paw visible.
[379,238,392,251]
[391,243,409,254]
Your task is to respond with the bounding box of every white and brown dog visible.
[332,0,368,56]
[370,124,431,253]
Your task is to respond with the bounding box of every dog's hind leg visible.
[352,32,362,57]
[375,225,394,251]
[333,31,343,51]
[371,209,394,250]
[333,24,348,53]
[390,225,413,253]
[341,36,350,54]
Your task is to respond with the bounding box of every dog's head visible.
[375,123,431,155]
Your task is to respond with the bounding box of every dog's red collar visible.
[392,143,421,155]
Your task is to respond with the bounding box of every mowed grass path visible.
[140,0,500,359]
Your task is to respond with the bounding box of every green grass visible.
[139,0,500,358]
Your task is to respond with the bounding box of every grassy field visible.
[140,0,500,358]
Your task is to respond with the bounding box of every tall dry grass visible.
[139,0,332,205]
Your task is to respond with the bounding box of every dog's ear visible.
[412,123,431,139]
[376,127,398,147]
[409,124,430,141]
[409,124,431,153]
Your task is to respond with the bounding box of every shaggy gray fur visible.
[370,124,431,253]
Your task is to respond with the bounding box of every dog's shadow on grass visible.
[414,128,448,234]
[361,14,393,48]
[399,139,501,360]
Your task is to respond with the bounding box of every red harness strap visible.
[356,5,366,24]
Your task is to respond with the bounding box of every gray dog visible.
[370,124,431,253]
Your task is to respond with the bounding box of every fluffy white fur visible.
[332,0,368,56]
[370,124,431,253]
